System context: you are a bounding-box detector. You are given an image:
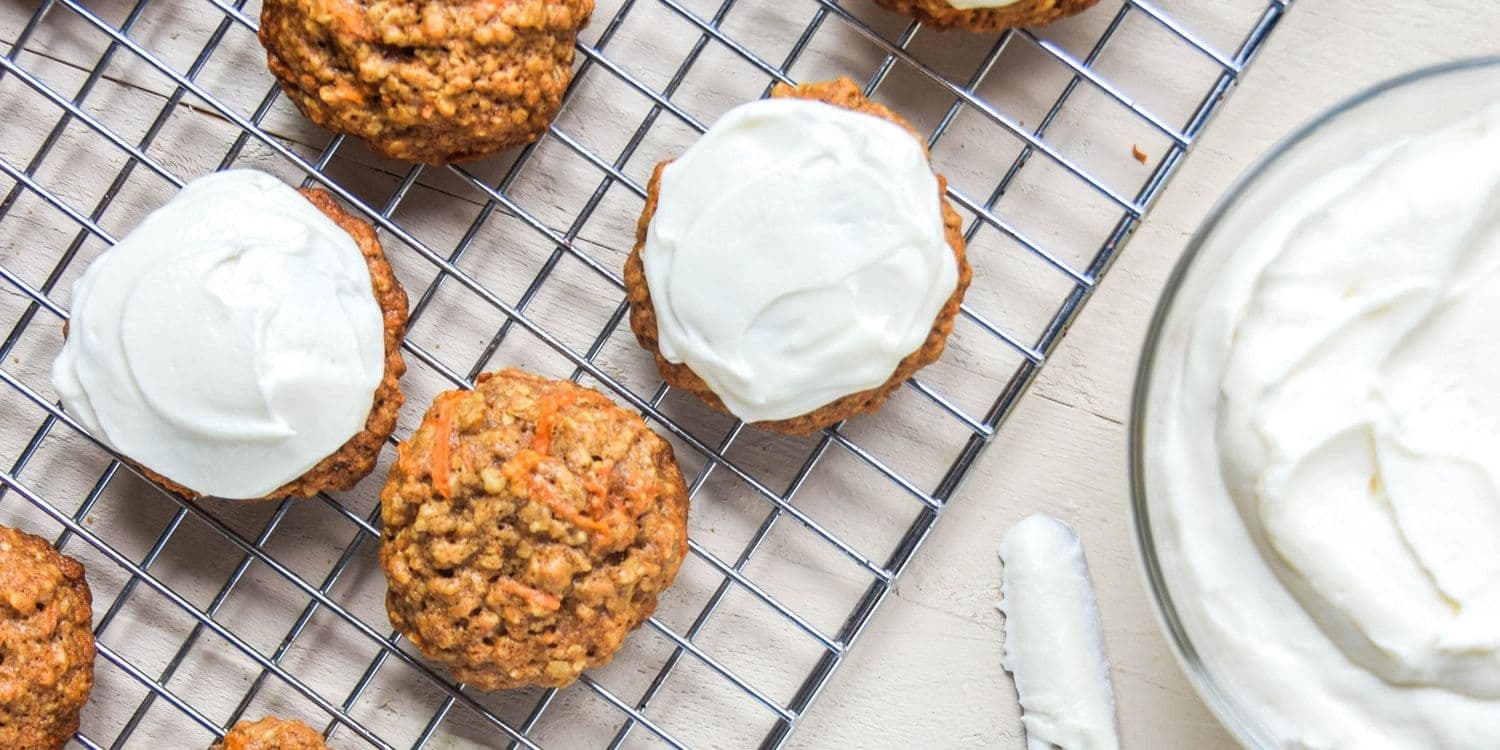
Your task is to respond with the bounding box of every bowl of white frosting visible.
[1131,57,1500,750]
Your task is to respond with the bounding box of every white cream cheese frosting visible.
[998,515,1119,750]
[1150,104,1500,748]
[52,169,385,500]
[640,98,957,423]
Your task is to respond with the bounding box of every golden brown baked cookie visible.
[212,716,328,750]
[873,0,1099,32]
[380,369,689,690]
[0,525,95,750]
[130,187,409,501]
[259,0,595,163]
[624,78,972,435]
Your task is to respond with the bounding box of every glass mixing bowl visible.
[1129,57,1500,748]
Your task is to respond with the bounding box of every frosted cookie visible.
[874,0,1099,32]
[625,78,971,435]
[52,169,408,501]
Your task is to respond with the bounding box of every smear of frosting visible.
[999,514,1120,750]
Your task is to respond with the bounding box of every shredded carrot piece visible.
[583,463,611,517]
[530,389,581,454]
[430,396,457,501]
[494,577,561,611]
[503,450,610,536]
[532,480,609,536]
[501,449,547,485]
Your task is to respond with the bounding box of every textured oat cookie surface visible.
[212,716,329,750]
[0,525,95,750]
[873,0,1100,32]
[380,369,690,690]
[130,187,408,502]
[624,77,973,435]
[259,0,594,163]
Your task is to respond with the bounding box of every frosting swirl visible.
[52,169,386,499]
[1217,108,1500,701]
[641,98,957,423]
[1150,102,1500,750]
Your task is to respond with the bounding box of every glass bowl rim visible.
[1126,55,1500,749]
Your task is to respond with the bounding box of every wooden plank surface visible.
[0,0,1495,747]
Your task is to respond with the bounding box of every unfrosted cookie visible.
[0,525,95,750]
[380,369,689,690]
[875,0,1099,32]
[212,716,328,750]
[260,0,595,163]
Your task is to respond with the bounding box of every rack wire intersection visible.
[0,0,1287,747]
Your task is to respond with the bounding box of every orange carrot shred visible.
[533,482,609,536]
[584,464,610,516]
[501,450,610,536]
[495,578,561,611]
[431,396,456,501]
[530,389,581,454]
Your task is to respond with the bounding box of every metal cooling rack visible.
[0,0,1288,747]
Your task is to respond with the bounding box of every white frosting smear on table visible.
[998,514,1120,750]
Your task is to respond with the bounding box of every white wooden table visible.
[798,2,1500,747]
[1,1,1496,748]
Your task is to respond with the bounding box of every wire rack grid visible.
[0,0,1287,747]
